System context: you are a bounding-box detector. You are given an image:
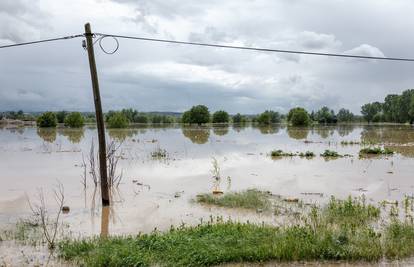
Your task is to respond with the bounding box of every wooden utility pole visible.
[84,23,110,206]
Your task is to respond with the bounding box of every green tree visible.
[55,111,68,123]
[181,105,210,125]
[337,108,354,122]
[36,112,58,128]
[383,94,400,122]
[134,115,149,123]
[64,112,85,128]
[314,106,337,123]
[121,108,138,122]
[287,107,310,126]
[257,110,281,125]
[107,112,129,128]
[212,110,230,123]
[361,102,382,122]
[232,113,246,124]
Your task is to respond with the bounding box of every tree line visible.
[7,88,414,129]
[361,89,414,123]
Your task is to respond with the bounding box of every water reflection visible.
[101,206,110,238]
[108,129,139,142]
[37,128,57,143]
[58,128,85,144]
[336,124,357,137]
[287,127,309,140]
[253,125,281,135]
[182,127,210,144]
[313,127,334,139]
[361,125,414,144]
[212,126,229,136]
[232,124,248,133]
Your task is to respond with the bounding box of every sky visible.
[1,0,414,114]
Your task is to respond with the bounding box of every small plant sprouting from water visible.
[270,150,296,157]
[151,146,168,159]
[211,157,222,193]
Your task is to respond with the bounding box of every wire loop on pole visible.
[93,34,119,55]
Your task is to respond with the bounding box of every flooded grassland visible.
[1,124,414,266]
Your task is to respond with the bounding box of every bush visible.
[107,112,129,128]
[181,105,210,124]
[64,112,84,128]
[55,111,68,123]
[36,112,57,128]
[257,110,281,125]
[287,107,310,126]
[212,110,230,123]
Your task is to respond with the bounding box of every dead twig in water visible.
[27,182,65,250]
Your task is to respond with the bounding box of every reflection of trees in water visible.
[254,124,281,135]
[213,126,229,136]
[313,126,334,139]
[232,124,248,133]
[287,127,309,140]
[37,128,57,143]
[108,129,138,142]
[58,128,85,144]
[386,145,414,158]
[361,125,414,144]
[336,124,356,137]
[182,127,210,144]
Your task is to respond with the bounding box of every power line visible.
[0,34,84,49]
[95,32,414,62]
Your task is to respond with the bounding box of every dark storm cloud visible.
[0,0,413,114]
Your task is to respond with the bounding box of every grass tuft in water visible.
[359,147,394,156]
[320,150,344,158]
[270,149,296,157]
[196,189,271,211]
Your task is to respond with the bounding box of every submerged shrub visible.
[359,147,394,156]
[320,150,342,158]
[299,151,315,158]
[36,112,57,128]
[107,112,129,128]
[270,150,296,157]
[64,112,84,128]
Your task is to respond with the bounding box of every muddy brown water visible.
[1,124,414,266]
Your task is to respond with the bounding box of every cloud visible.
[344,44,385,58]
[0,0,413,114]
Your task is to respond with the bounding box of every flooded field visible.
[1,124,414,265]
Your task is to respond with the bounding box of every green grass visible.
[196,189,271,211]
[359,147,394,156]
[58,195,414,266]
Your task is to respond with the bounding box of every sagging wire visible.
[93,34,120,55]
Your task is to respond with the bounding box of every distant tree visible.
[337,108,354,122]
[361,102,382,122]
[121,108,139,122]
[232,113,246,123]
[287,107,310,126]
[212,110,230,123]
[383,94,400,122]
[257,110,281,125]
[134,115,148,123]
[107,112,129,128]
[181,105,210,125]
[64,112,85,128]
[314,106,337,123]
[55,111,68,123]
[37,112,58,128]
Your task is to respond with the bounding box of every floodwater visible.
[1,124,414,265]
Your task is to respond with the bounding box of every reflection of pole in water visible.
[101,206,110,238]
